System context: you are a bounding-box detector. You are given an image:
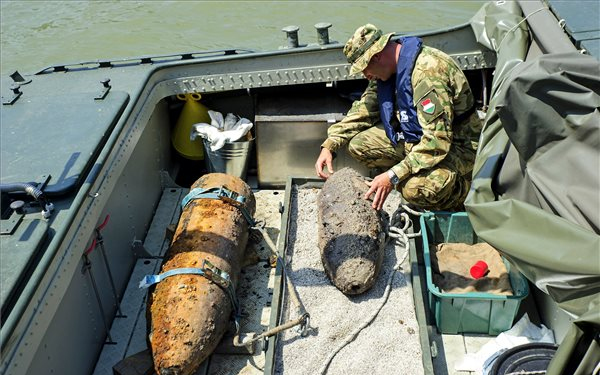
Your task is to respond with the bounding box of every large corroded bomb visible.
[147,173,255,375]
[317,167,386,295]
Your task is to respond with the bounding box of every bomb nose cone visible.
[335,258,377,295]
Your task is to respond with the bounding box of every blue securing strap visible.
[139,267,208,289]
[180,186,255,226]
[139,260,240,332]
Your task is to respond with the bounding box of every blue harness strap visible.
[139,267,209,288]
[181,186,255,226]
[140,186,252,332]
[139,259,241,331]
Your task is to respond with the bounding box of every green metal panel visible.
[0,217,48,318]
[1,91,129,195]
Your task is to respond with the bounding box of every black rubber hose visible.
[0,182,46,202]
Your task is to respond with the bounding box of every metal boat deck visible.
[90,182,522,375]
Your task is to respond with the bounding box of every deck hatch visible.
[0,91,129,195]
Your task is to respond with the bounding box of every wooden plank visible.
[112,349,209,375]
[125,190,186,358]
[142,188,186,257]
[112,349,154,375]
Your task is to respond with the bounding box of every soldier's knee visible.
[348,131,403,169]
[402,183,446,208]
[401,169,466,210]
[347,135,372,163]
[347,137,362,160]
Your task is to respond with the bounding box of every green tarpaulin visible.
[466,1,600,374]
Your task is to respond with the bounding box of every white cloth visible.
[190,110,253,151]
[455,314,555,374]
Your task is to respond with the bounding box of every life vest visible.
[377,36,423,145]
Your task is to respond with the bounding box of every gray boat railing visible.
[33,48,256,75]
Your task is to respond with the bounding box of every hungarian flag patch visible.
[421,98,435,114]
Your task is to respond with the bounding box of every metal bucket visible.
[203,137,254,180]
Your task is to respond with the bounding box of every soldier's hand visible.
[316,148,334,179]
[364,172,393,210]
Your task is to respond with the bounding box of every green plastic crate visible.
[420,212,529,335]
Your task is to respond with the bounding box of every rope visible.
[399,203,428,217]
[317,210,416,374]
[494,6,549,51]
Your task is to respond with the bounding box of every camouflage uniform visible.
[321,45,482,210]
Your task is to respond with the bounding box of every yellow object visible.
[171,93,210,160]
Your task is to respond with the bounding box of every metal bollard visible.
[315,22,332,45]
[282,25,300,48]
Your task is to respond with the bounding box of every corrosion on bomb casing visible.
[317,167,386,295]
[146,173,255,375]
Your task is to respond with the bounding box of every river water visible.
[1,1,485,76]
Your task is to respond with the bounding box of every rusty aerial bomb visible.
[317,167,386,295]
[145,173,255,375]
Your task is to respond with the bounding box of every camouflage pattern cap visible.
[344,24,393,75]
